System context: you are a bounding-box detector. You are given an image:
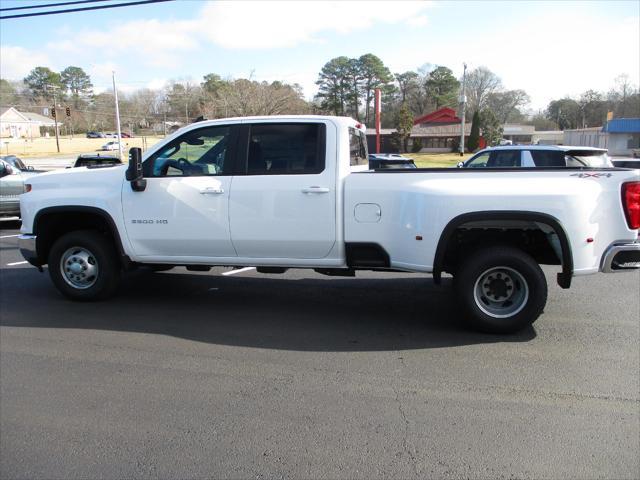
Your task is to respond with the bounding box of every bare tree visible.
[464,66,502,115]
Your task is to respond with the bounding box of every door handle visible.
[200,187,224,195]
[301,186,330,194]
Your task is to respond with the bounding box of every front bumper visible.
[601,242,640,273]
[18,234,39,266]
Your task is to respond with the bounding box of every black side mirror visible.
[126,147,147,192]
[0,164,6,178]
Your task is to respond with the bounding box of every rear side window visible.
[487,150,520,167]
[349,127,368,166]
[530,150,566,167]
[247,123,325,175]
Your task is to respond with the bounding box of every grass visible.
[410,152,472,168]
[0,135,164,158]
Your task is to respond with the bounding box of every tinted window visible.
[349,128,368,166]
[530,150,566,167]
[145,126,230,177]
[247,123,324,175]
[487,150,520,167]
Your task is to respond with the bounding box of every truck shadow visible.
[0,268,536,351]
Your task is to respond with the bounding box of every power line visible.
[0,0,113,13]
[0,0,174,20]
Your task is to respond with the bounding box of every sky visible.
[0,0,638,111]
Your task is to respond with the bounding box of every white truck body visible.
[18,116,640,333]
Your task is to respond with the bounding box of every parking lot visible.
[1,221,639,479]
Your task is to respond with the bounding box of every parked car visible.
[71,154,122,168]
[120,132,132,138]
[459,146,613,168]
[368,153,417,169]
[0,155,42,173]
[100,141,126,151]
[612,158,640,169]
[0,159,40,218]
[86,131,106,138]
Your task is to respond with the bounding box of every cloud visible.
[199,0,433,49]
[406,15,429,27]
[0,46,51,79]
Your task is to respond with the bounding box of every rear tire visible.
[454,246,547,334]
[48,230,121,301]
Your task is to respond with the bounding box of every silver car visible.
[0,159,39,218]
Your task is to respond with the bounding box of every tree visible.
[486,89,530,124]
[526,113,558,131]
[315,56,351,116]
[61,66,93,108]
[358,53,394,125]
[393,102,414,153]
[395,71,419,104]
[579,90,607,127]
[479,109,503,146]
[467,110,481,152]
[465,66,502,115]
[0,79,18,105]
[424,66,459,110]
[546,98,581,130]
[23,67,63,100]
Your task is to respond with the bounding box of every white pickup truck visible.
[18,116,640,333]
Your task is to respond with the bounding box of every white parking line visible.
[6,261,28,266]
[221,267,255,276]
[0,234,20,239]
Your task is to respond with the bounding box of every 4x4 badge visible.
[570,173,612,178]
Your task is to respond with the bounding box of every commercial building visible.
[563,118,640,156]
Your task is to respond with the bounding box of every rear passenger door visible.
[229,121,337,259]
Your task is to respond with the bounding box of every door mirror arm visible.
[126,147,147,192]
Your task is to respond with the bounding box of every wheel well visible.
[33,208,124,266]
[433,212,573,289]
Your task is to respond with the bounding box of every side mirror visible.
[0,164,6,178]
[126,147,147,192]
[457,161,464,168]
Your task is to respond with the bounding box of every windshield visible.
[3,156,27,170]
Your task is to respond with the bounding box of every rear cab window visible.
[349,127,368,167]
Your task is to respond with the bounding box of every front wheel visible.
[48,230,121,301]
[454,246,547,334]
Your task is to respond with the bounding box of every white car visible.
[100,141,126,151]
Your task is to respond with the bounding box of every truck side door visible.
[122,125,238,258]
[229,121,337,259]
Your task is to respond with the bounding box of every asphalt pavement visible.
[0,221,639,479]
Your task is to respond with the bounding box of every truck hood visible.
[26,164,127,187]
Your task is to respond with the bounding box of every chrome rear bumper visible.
[601,242,640,273]
[18,234,39,266]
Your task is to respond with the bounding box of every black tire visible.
[454,246,547,334]
[48,230,121,301]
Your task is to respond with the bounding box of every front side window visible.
[465,152,490,168]
[246,123,324,175]
[145,126,230,177]
[349,127,368,166]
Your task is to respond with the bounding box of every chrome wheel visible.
[59,246,99,289]
[473,266,529,318]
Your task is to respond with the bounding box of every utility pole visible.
[459,62,467,156]
[374,88,381,153]
[48,85,61,153]
[112,71,124,161]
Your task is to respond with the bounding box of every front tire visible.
[48,230,121,301]
[455,246,547,334]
